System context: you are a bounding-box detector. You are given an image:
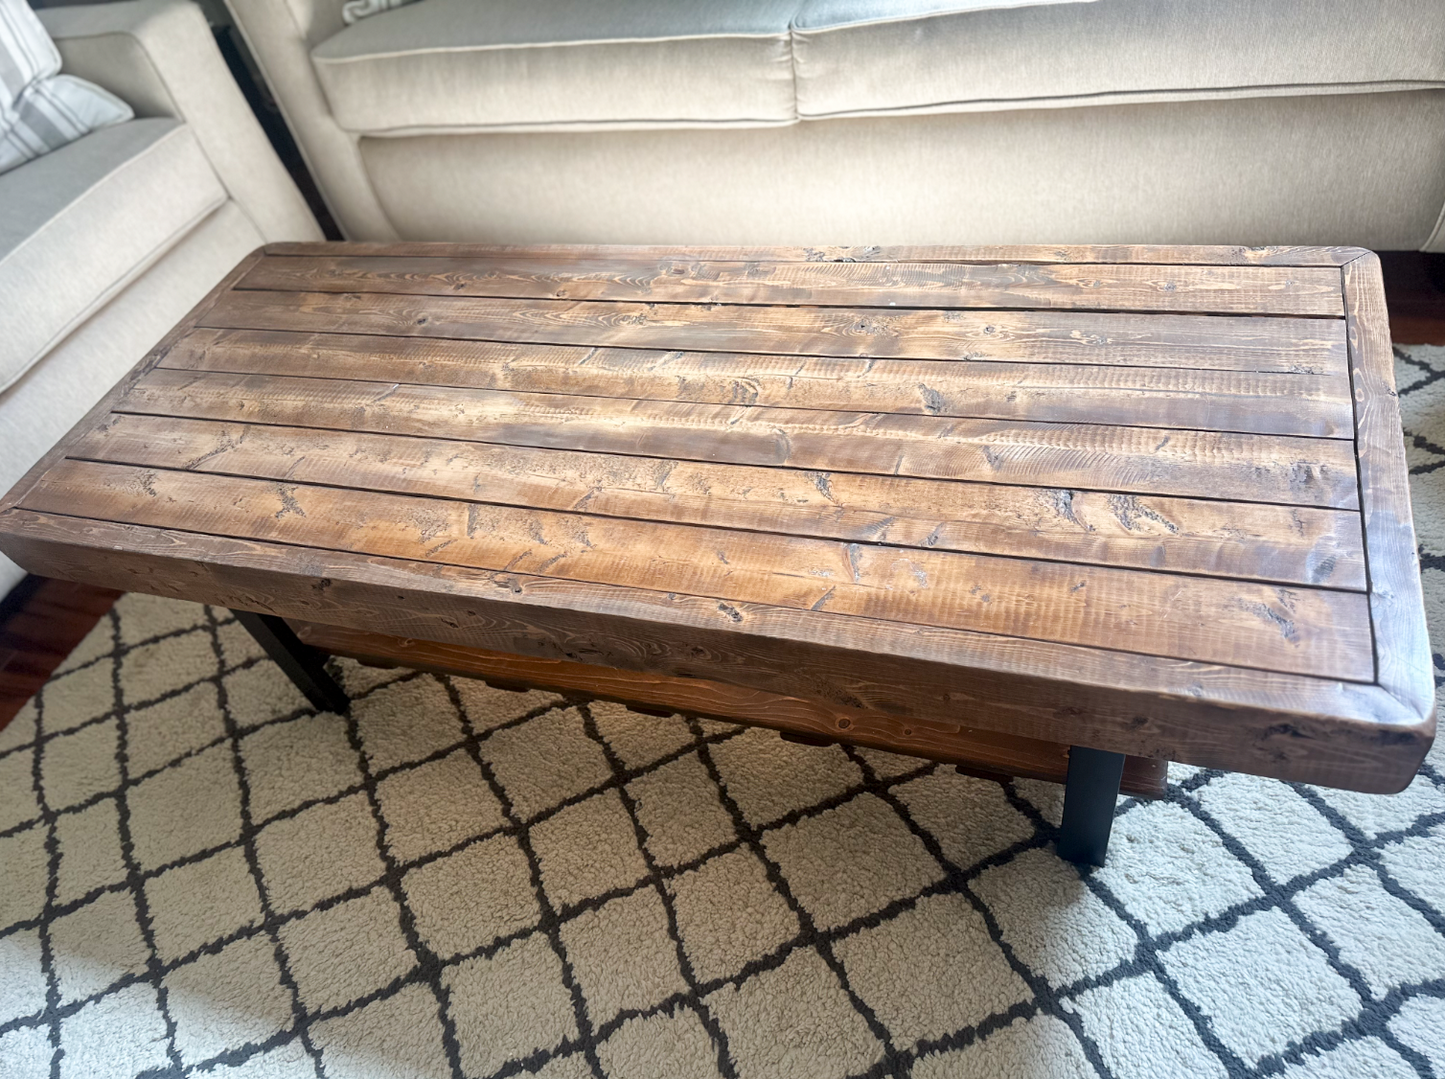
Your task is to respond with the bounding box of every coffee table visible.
[0,242,1432,864]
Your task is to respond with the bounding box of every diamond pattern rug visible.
[3,351,1445,1079]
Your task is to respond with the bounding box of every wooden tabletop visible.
[0,243,1432,792]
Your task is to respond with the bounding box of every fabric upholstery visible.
[792,0,1445,119]
[310,0,803,133]
[341,0,412,25]
[333,0,1086,27]
[796,0,1091,24]
[0,0,56,94]
[225,0,397,238]
[226,0,1445,249]
[280,0,349,47]
[39,0,321,245]
[359,90,1445,249]
[0,201,264,593]
[0,0,130,174]
[0,117,225,394]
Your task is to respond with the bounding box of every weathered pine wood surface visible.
[0,243,1432,792]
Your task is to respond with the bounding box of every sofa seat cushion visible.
[793,0,1445,119]
[310,0,803,134]
[0,117,226,392]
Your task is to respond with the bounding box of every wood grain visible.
[0,242,1426,800]
[0,510,1425,792]
[238,255,1347,317]
[18,459,1374,678]
[72,414,1366,589]
[290,618,1168,797]
[115,369,1362,508]
[1344,254,1437,725]
[162,328,1355,438]
[198,290,1350,376]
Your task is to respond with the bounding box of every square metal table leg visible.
[1057,746,1126,866]
[231,610,350,715]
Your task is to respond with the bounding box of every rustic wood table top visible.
[0,242,1432,793]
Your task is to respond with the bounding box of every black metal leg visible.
[1057,746,1125,866]
[231,610,349,714]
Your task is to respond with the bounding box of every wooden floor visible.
[1382,252,1445,345]
[0,576,123,728]
[2,249,1443,733]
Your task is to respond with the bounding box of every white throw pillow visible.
[0,0,131,176]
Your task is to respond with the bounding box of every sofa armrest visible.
[39,0,321,244]
[220,0,396,239]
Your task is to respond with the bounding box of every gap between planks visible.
[159,328,1357,441]
[113,368,1364,511]
[94,401,1369,519]
[1343,256,1433,712]
[16,458,1376,681]
[69,413,1368,592]
[235,255,1348,318]
[8,500,1378,691]
[195,290,1352,375]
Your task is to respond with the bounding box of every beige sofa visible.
[0,0,320,595]
[226,0,1445,248]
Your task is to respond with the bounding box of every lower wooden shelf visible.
[291,620,1167,799]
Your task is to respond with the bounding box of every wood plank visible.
[289,619,1168,798]
[19,460,1375,679]
[1344,254,1437,724]
[238,255,1346,317]
[198,290,1350,376]
[263,241,1367,267]
[115,369,1363,509]
[73,414,1368,590]
[162,328,1355,438]
[0,511,1425,791]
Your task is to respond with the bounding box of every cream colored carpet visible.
[3,350,1445,1079]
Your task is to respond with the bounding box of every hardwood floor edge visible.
[0,575,121,733]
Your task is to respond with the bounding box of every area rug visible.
[3,350,1445,1079]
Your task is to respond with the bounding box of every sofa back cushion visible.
[311,0,804,133]
[308,0,1445,137]
[0,0,130,174]
[792,0,1445,119]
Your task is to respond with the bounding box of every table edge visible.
[0,510,1429,791]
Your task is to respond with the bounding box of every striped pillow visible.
[0,0,131,176]
[341,0,418,25]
